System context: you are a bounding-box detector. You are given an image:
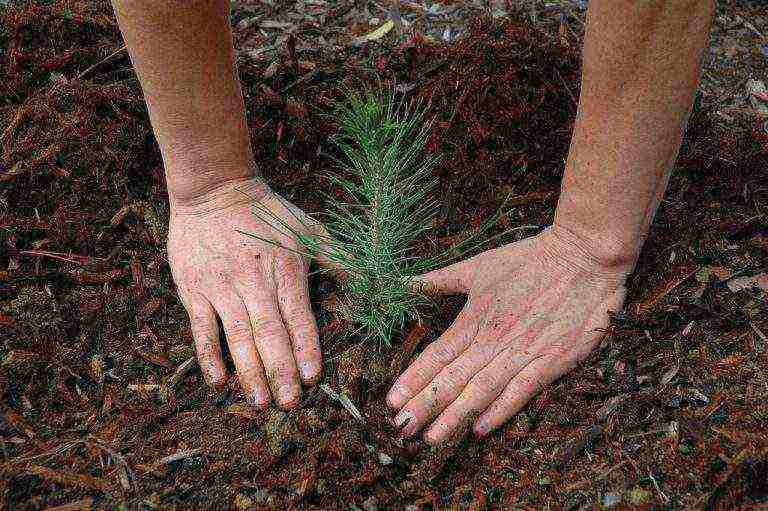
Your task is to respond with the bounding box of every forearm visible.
[553,0,714,271]
[111,0,255,206]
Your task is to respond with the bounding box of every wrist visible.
[168,172,270,216]
[542,223,637,281]
[161,128,258,203]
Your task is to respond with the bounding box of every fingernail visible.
[299,362,317,382]
[278,385,300,408]
[423,428,438,445]
[399,419,417,439]
[393,409,412,428]
[394,410,417,438]
[474,419,489,436]
[251,390,270,409]
[387,384,407,409]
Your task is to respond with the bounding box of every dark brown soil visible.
[1,2,767,510]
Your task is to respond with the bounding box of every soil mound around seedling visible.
[1,2,767,509]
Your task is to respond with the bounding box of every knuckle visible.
[192,326,215,345]
[257,318,288,341]
[518,375,542,394]
[429,344,456,366]
[276,254,305,278]
[439,367,468,393]
[226,322,253,342]
[239,364,263,381]
[497,391,520,410]
[471,372,499,394]
[289,317,317,338]
[195,345,217,364]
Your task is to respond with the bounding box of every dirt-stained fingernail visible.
[278,385,300,409]
[399,418,418,439]
[299,362,317,383]
[393,409,413,428]
[387,384,408,409]
[394,410,417,438]
[251,389,270,409]
[423,427,440,444]
[206,369,225,387]
[474,419,489,436]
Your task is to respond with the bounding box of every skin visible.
[390,0,716,443]
[111,0,322,409]
[111,0,715,440]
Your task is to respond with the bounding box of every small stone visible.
[665,420,679,439]
[253,488,270,504]
[363,496,378,511]
[667,395,683,409]
[602,492,622,508]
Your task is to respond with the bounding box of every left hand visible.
[386,226,630,445]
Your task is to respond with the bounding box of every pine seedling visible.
[246,84,504,345]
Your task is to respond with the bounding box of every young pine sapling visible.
[246,85,503,345]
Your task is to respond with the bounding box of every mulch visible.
[1,1,767,509]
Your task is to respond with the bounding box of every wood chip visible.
[153,449,201,466]
[596,393,631,421]
[320,384,365,422]
[635,266,698,316]
[44,498,94,511]
[159,356,197,402]
[27,465,115,493]
[260,20,294,29]
[352,20,394,46]
[726,273,768,292]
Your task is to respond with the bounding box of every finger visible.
[408,257,477,295]
[392,322,504,438]
[473,354,557,436]
[397,278,563,438]
[423,348,534,445]
[213,293,271,408]
[265,193,343,277]
[386,301,481,410]
[239,283,302,409]
[275,253,322,384]
[185,294,227,386]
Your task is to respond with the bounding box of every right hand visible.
[166,177,322,409]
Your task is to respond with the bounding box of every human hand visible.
[387,226,630,444]
[167,177,322,409]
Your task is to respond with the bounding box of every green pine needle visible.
[249,83,506,345]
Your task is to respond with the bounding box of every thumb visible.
[409,256,478,296]
[409,236,534,296]
[411,230,545,295]
[307,220,349,284]
[259,192,345,280]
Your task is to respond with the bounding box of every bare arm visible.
[554,0,715,271]
[110,0,257,206]
[111,0,322,409]
[388,0,715,444]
